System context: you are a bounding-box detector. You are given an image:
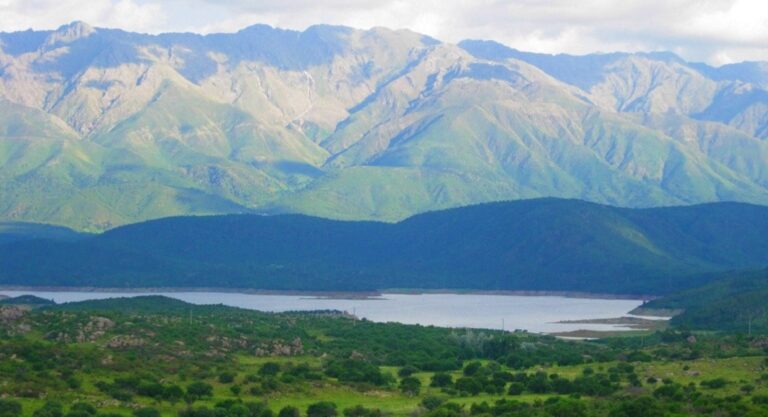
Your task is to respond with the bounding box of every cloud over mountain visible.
[1,0,766,64]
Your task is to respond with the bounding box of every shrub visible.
[0,400,22,417]
[259,363,281,377]
[420,396,445,411]
[186,382,213,401]
[162,385,184,404]
[462,362,482,376]
[278,407,300,417]
[399,376,421,396]
[132,408,159,417]
[218,372,236,384]
[33,402,63,417]
[342,406,382,417]
[430,373,453,388]
[700,378,728,389]
[397,365,418,378]
[307,402,337,417]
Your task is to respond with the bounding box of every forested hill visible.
[641,268,768,332]
[1,198,767,295]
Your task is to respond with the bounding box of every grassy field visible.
[2,296,767,417]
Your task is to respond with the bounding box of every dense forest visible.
[2,199,768,295]
[640,268,768,333]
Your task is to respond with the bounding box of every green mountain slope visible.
[642,268,768,332]
[1,24,768,229]
[0,221,86,244]
[1,199,766,294]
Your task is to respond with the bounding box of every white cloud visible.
[0,0,165,32]
[0,0,766,65]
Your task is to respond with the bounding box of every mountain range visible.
[2,199,767,294]
[2,22,768,230]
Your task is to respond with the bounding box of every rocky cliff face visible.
[1,23,767,230]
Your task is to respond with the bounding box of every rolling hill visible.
[1,198,766,294]
[1,23,768,230]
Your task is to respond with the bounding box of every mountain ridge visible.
[1,22,768,230]
[1,198,767,294]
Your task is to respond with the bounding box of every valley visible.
[1,14,768,417]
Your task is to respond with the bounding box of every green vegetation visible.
[2,25,768,230]
[641,268,768,333]
[0,295,56,306]
[2,199,768,294]
[0,296,767,417]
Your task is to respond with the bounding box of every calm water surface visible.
[0,291,653,334]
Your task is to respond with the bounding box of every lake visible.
[0,291,657,334]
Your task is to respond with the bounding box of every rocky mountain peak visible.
[45,21,96,46]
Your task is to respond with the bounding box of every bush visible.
[397,365,418,378]
[420,396,445,411]
[33,402,63,417]
[69,404,97,417]
[324,360,391,386]
[544,398,587,417]
[163,385,184,404]
[399,376,421,396]
[137,382,165,399]
[307,402,337,417]
[611,397,664,417]
[259,363,281,377]
[0,400,22,417]
[430,373,453,388]
[132,408,159,417]
[342,406,381,417]
[218,372,236,384]
[507,382,524,396]
[455,377,482,396]
[700,378,728,389]
[278,407,300,417]
[186,382,213,401]
[462,362,482,376]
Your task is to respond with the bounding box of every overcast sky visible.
[1,0,766,65]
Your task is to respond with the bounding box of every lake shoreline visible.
[0,286,656,301]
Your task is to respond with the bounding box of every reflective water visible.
[0,291,650,334]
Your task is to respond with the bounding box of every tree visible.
[186,382,213,404]
[259,362,281,377]
[462,361,482,376]
[278,407,300,417]
[611,397,664,417]
[162,385,185,405]
[342,406,382,417]
[397,365,418,378]
[0,400,22,417]
[399,376,421,396]
[133,408,160,417]
[138,382,165,399]
[507,382,524,396]
[219,372,236,384]
[430,372,453,388]
[66,403,97,417]
[33,402,63,417]
[544,399,586,417]
[455,377,482,396]
[307,402,337,417]
[420,396,445,411]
